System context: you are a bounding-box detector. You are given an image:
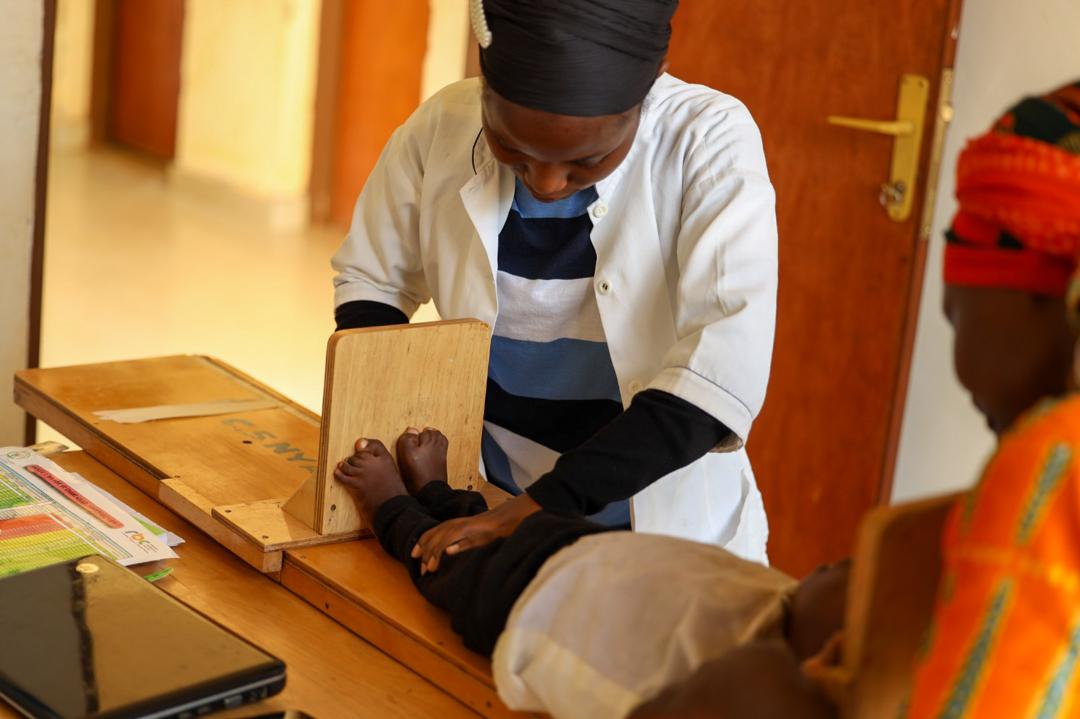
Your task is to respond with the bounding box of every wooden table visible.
[0,452,479,719]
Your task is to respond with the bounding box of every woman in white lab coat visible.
[332,0,778,569]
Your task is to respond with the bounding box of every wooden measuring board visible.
[284,320,490,535]
[15,355,328,572]
[812,492,957,719]
[14,321,491,573]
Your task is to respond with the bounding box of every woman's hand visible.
[412,493,542,574]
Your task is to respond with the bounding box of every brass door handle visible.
[826,117,915,137]
[827,74,930,222]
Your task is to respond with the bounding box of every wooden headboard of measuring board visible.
[283,320,492,535]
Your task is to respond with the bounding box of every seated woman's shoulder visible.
[1007,394,1080,444]
[985,394,1080,491]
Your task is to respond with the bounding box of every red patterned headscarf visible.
[943,82,1080,296]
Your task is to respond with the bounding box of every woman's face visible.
[944,285,1075,435]
[481,84,640,202]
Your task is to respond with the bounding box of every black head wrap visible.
[478,0,679,117]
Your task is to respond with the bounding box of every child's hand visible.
[411,493,541,574]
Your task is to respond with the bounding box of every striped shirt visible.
[481,179,629,526]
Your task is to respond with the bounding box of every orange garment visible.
[906,395,1080,719]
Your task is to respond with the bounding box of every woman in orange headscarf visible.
[906,81,1080,718]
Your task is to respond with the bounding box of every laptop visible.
[0,556,286,719]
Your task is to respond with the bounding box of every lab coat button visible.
[597,279,612,295]
[591,202,609,220]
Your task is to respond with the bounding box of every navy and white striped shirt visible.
[481,179,630,526]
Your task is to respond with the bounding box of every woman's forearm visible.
[335,300,409,331]
[525,389,730,515]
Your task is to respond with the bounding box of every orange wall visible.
[329,0,430,227]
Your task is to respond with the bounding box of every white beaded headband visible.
[470,0,493,48]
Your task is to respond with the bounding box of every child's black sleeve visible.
[334,300,409,330]
[524,390,731,516]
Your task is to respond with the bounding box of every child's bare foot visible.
[334,438,407,526]
[396,427,449,494]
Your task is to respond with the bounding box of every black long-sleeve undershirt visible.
[525,387,728,515]
[335,300,409,331]
[334,299,731,515]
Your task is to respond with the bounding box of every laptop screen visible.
[0,556,284,718]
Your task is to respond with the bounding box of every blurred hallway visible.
[38,0,456,447]
[39,146,342,442]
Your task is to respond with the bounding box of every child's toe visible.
[397,431,420,453]
[361,438,389,457]
[421,428,446,446]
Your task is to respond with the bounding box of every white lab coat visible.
[332,75,777,562]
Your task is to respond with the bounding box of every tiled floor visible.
[39,148,357,443]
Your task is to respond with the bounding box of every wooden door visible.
[668,0,962,575]
[106,0,184,160]
[324,0,430,227]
